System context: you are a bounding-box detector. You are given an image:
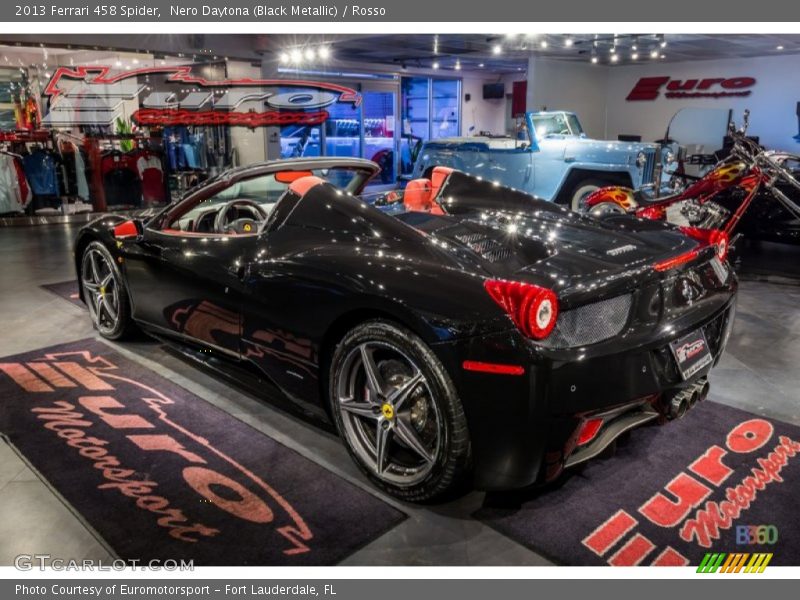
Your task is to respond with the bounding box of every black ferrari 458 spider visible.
[75,157,737,501]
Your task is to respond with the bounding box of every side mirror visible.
[112,219,144,241]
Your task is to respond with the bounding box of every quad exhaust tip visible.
[666,378,708,420]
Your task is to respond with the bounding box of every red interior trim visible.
[462,360,525,376]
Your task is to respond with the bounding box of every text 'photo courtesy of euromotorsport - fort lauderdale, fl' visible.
[0,0,800,597]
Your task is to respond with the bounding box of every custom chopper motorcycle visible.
[585,111,800,245]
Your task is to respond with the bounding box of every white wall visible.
[527,58,610,139]
[460,75,506,136]
[604,54,800,151]
[458,72,528,137]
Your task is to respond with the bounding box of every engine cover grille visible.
[548,293,633,347]
[454,232,511,262]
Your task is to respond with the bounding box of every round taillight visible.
[484,279,559,340]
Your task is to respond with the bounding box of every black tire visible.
[566,178,607,213]
[329,319,471,502]
[80,241,136,340]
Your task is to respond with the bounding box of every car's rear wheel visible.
[80,241,134,340]
[329,320,471,502]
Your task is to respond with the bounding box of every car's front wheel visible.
[568,178,607,212]
[80,241,134,340]
[329,320,471,502]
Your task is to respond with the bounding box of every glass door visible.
[431,79,460,139]
[361,86,398,185]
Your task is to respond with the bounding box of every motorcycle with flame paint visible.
[585,111,800,250]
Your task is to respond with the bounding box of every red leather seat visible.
[403,167,453,215]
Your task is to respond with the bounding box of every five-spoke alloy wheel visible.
[330,320,470,501]
[81,241,134,340]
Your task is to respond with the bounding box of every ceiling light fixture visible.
[432,61,440,69]
[455,60,461,70]
[565,38,574,47]
[290,49,303,63]
[279,52,289,64]
[540,40,548,49]
[318,46,331,59]
[493,44,502,55]
[304,48,316,61]
[777,45,785,50]
[632,52,639,60]
[650,49,659,59]
[610,54,619,63]
[479,62,485,67]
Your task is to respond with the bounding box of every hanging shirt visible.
[23,149,59,196]
[101,152,142,207]
[136,152,166,205]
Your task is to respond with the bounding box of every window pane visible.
[431,79,459,139]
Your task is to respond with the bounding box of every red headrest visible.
[431,166,454,198]
[289,176,326,197]
[403,178,433,212]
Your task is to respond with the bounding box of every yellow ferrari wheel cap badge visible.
[381,403,395,420]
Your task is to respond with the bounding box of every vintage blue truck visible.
[411,110,662,211]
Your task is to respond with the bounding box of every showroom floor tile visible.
[0,226,798,566]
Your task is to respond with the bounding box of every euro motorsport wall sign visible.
[41,65,362,128]
[626,76,757,101]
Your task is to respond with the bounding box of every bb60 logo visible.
[736,525,778,545]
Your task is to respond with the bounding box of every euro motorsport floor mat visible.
[0,338,406,565]
[476,400,800,566]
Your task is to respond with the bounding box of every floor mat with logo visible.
[0,338,405,565]
[476,401,800,566]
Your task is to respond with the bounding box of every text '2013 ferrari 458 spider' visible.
[75,157,737,502]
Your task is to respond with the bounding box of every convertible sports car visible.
[74,157,737,501]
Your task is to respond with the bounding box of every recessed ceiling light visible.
[318,46,331,59]
[565,38,574,47]
[455,60,461,70]
[304,48,316,60]
[290,49,303,63]
[777,45,785,50]
[492,44,502,55]
[540,40,548,49]
[279,52,289,64]
[479,63,485,67]
[660,54,666,59]
[432,61,440,69]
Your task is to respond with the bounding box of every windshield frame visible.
[148,158,380,234]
